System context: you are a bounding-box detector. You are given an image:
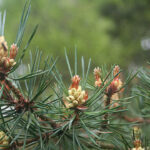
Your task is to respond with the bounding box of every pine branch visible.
[4,78,59,129]
[4,79,27,102]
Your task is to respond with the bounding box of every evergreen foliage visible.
[0,1,150,150]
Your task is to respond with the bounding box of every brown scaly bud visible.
[110,93,120,108]
[132,126,144,150]
[0,49,4,60]
[9,59,16,67]
[0,36,17,73]
[64,75,88,110]
[133,126,141,140]
[132,140,144,150]
[0,36,8,57]
[4,59,10,69]
[0,36,8,60]
[0,57,6,65]
[106,65,123,96]
[0,131,9,150]
[94,67,101,79]
[113,65,120,78]
[94,67,102,87]
[70,75,80,89]
[9,43,18,59]
[2,58,16,70]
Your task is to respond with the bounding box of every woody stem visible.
[102,94,111,128]
[4,78,59,129]
[4,78,26,102]
[37,114,59,129]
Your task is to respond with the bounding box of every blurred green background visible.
[1,0,150,70]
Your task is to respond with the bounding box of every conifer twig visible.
[37,114,59,129]
[3,78,59,129]
[121,115,150,123]
[102,94,111,128]
[16,132,53,147]
[4,79,27,102]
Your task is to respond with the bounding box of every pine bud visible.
[77,86,82,92]
[64,75,88,109]
[1,57,6,63]
[0,49,4,57]
[113,65,120,77]
[70,75,80,89]
[0,37,17,73]
[4,59,10,69]
[0,36,8,52]
[78,94,84,101]
[81,99,86,104]
[94,67,101,78]
[94,67,102,87]
[73,100,78,105]
[74,91,80,98]
[66,97,71,102]
[81,91,85,96]
[0,131,9,149]
[9,43,18,59]
[96,80,102,87]
[0,48,8,59]
[68,90,72,95]
[67,103,74,108]
[9,59,16,67]
[69,95,75,101]
[69,88,76,95]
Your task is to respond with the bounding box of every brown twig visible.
[98,141,115,149]
[3,78,60,129]
[82,136,115,149]
[85,141,115,149]
[121,115,150,123]
[16,132,53,147]
[102,94,111,128]
[4,79,26,102]
[38,114,59,129]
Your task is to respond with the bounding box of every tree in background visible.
[1,0,150,70]
[100,0,150,66]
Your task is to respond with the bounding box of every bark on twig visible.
[121,115,150,123]
[102,94,111,128]
[4,79,26,102]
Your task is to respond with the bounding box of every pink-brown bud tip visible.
[9,43,18,59]
[113,65,120,77]
[70,75,80,89]
[94,67,101,78]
